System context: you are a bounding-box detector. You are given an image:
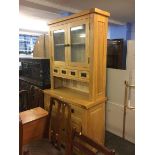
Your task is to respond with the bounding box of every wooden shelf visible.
[44,87,106,109]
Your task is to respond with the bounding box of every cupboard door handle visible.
[88,57,90,64]
[65,44,70,47]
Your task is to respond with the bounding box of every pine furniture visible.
[44,8,110,144]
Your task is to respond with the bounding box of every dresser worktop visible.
[44,88,106,109]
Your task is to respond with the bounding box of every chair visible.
[70,129,115,155]
[23,97,72,155]
[19,90,29,112]
[29,85,44,109]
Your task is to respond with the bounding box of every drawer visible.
[79,71,89,80]
[70,105,84,119]
[60,69,68,76]
[72,116,82,133]
[53,68,60,75]
[69,70,78,78]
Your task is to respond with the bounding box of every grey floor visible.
[105,131,135,155]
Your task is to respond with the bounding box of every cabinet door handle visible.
[88,57,90,64]
[65,44,70,47]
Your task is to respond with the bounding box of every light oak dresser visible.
[44,8,110,144]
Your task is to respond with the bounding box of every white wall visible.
[106,69,129,136]
[106,40,135,143]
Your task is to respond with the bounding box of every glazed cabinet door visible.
[68,19,89,67]
[50,25,68,66]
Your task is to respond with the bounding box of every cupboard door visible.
[51,25,68,66]
[68,19,89,67]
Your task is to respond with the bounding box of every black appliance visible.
[19,57,51,89]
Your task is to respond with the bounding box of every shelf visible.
[44,87,89,109]
[44,87,106,109]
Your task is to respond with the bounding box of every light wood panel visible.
[48,8,110,25]
[87,103,105,144]
[44,88,106,109]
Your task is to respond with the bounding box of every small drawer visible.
[53,68,59,75]
[72,116,82,133]
[79,71,89,79]
[69,70,78,78]
[70,105,84,119]
[60,69,68,76]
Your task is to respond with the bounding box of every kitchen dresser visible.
[44,8,110,144]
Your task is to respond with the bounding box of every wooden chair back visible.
[29,85,44,109]
[47,97,72,154]
[19,90,29,112]
[71,129,115,155]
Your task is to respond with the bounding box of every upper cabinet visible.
[49,8,110,98]
[50,19,89,68]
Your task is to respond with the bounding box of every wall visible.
[106,23,135,143]
[106,69,129,136]
[108,22,135,69]
[108,22,135,40]
[108,23,127,40]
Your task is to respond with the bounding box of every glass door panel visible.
[70,25,86,63]
[53,29,65,61]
